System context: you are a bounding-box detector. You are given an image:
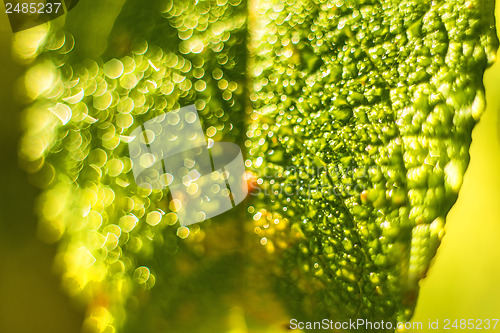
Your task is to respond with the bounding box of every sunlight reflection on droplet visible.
[25,62,56,100]
[104,59,125,79]
[49,103,72,125]
[146,211,162,226]
[140,153,155,168]
[176,226,190,239]
[185,111,197,123]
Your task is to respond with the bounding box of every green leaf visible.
[248,0,498,328]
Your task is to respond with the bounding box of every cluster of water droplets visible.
[16,0,248,331]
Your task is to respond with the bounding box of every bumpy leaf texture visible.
[248,0,498,329]
[15,0,497,332]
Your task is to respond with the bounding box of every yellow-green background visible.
[0,2,499,333]
[408,4,500,331]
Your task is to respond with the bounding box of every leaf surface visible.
[248,0,498,327]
